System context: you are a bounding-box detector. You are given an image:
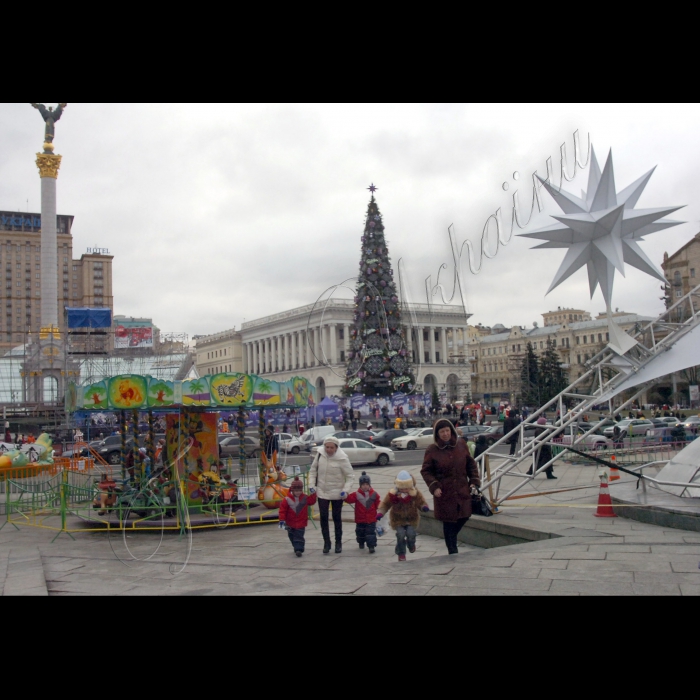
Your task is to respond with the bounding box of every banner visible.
[690,385,700,402]
[165,411,219,505]
[114,322,154,349]
[72,373,318,411]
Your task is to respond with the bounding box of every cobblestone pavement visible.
[1,459,699,596]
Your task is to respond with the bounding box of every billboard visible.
[114,322,154,349]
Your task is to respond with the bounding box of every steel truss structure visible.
[477,283,700,504]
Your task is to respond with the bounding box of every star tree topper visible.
[521,148,684,312]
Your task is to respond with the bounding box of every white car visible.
[555,427,612,450]
[391,427,435,451]
[312,439,395,467]
[279,433,305,455]
[603,419,653,438]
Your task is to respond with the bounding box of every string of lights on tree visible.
[345,185,415,396]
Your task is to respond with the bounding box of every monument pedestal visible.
[22,330,80,404]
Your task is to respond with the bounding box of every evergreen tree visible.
[518,342,540,406]
[539,339,568,405]
[432,386,440,413]
[345,187,414,397]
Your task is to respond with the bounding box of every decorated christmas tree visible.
[345,185,415,397]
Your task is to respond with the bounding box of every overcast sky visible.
[1,103,698,337]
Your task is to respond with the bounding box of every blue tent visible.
[314,397,343,422]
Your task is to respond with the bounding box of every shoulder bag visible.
[471,488,494,517]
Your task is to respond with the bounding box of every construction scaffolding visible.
[0,329,195,408]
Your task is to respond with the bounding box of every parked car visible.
[300,426,337,451]
[657,417,681,426]
[555,426,612,449]
[312,439,395,467]
[62,446,91,459]
[391,427,435,451]
[603,419,653,438]
[357,430,378,442]
[95,434,166,465]
[372,429,408,447]
[682,416,700,431]
[279,433,305,455]
[458,425,485,438]
[219,436,261,459]
[332,431,368,441]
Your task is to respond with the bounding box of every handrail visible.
[475,282,700,505]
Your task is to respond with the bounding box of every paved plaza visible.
[1,457,699,596]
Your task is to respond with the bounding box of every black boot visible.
[335,543,342,554]
[323,542,331,554]
[358,542,365,549]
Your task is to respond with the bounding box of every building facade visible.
[542,308,591,326]
[194,328,244,377]
[0,212,113,353]
[237,300,473,400]
[662,232,700,319]
[469,311,651,405]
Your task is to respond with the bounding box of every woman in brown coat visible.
[421,418,481,555]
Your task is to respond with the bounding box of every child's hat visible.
[359,471,371,486]
[395,470,414,490]
[290,477,303,490]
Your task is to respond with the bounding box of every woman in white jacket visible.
[309,436,354,554]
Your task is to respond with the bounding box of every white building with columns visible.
[238,300,473,400]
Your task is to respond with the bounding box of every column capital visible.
[36,152,62,179]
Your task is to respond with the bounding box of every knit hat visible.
[290,477,303,491]
[395,470,413,490]
[323,436,340,447]
[359,471,371,486]
[537,417,547,425]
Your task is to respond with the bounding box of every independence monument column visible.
[32,103,67,338]
[22,103,78,404]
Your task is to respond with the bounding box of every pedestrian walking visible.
[278,477,318,557]
[527,417,556,479]
[309,436,354,554]
[474,434,489,460]
[264,425,279,459]
[344,472,380,554]
[504,409,521,456]
[377,470,429,562]
[421,419,481,555]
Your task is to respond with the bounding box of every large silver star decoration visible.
[521,148,684,311]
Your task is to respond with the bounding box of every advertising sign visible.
[114,322,154,349]
[690,385,700,403]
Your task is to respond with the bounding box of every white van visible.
[300,426,337,452]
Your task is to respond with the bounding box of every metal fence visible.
[0,457,313,537]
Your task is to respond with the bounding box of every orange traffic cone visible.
[609,454,620,482]
[594,474,618,518]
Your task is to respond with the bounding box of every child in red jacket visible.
[344,472,380,554]
[279,477,318,558]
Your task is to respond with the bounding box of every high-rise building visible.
[0,211,113,353]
